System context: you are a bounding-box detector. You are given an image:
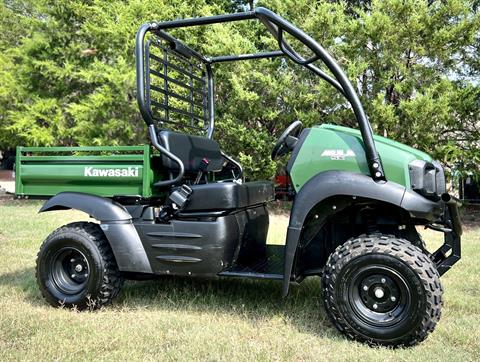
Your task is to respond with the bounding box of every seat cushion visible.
[183,181,275,211]
[159,131,224,172]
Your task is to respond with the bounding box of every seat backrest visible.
[158,131,224,172]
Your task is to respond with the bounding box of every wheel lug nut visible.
[381,278,386,283]
[84,273,88,278]
[373,303,378,310]
[391,296,396,302]
[71,274,75,278]
[70,258,75,263]
[363,285,368,291]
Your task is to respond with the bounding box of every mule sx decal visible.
[321,149,356,160]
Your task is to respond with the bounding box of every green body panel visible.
[15,124,433,198]
[289,124,433,191]
[15,145,154,197]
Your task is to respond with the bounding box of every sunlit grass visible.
[0,200,479,361]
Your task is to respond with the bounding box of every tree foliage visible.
[0,0,479,179]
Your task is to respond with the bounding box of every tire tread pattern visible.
[322,234,443,347]
[36,222,124,310]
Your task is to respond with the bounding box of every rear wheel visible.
[322,234,443,347]
[36,222,124,310]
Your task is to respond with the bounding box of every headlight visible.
[408,160,446,201]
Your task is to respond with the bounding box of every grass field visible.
[0,200,479,361]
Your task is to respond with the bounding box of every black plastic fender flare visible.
[40,192,152,274]
[282,171,442,297]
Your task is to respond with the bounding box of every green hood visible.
[288,123,434,191]
[320,124,432,162]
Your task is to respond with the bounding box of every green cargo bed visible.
[15,146,153,198]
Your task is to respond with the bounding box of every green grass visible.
[0,200,479,361]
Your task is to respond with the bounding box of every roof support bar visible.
[136,7,386,181]
[210,51,284,63]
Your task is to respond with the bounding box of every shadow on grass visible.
[122,275,339,338]
[0,267,339,339]
[0,267,46,307]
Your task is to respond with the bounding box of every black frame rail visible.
[432,194,462,275]
[136,7,386,181]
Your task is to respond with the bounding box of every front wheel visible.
[36,222,124,310]
[322,234,443,347]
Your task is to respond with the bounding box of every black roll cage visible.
[136,7,386,182]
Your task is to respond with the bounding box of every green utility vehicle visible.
[18,8,462,347]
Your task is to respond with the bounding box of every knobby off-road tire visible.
[322,234,443,347]
[36,222,124,310]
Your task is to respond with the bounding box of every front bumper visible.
[431,194,462,275]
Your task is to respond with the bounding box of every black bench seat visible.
[183,181,274,211]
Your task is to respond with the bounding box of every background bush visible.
[0,0,478,180]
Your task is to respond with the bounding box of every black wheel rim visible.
[347,265,412,327]
[50,247,90,295]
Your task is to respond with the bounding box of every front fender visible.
[282,171,441,297]
[40,192,152,274]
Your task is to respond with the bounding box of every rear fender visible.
[282,171,441,297]
[40,192,152,274]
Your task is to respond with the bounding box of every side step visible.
[218,271,283,280]
[219,244,285,280]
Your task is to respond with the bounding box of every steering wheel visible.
[271,120,303,160]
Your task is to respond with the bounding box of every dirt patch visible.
[0,192,16,204]
[0,170,14,181]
